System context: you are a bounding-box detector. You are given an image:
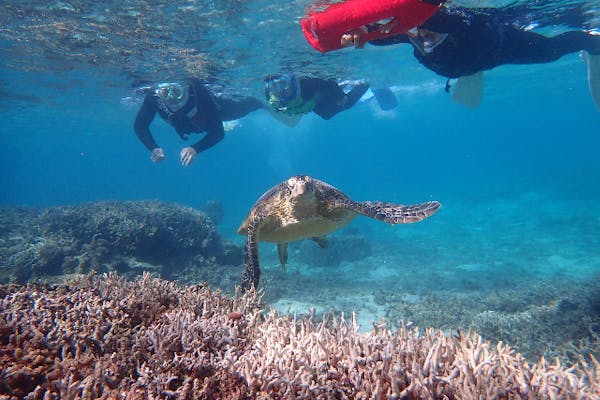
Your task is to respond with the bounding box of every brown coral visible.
[0,201,243,286]
[0,273,597,399]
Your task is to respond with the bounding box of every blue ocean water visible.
[1,0,599,358]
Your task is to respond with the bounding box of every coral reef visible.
[0,201,243,287]
[199,200,225,225]
[0,273,598,399]
[382,279,600,366]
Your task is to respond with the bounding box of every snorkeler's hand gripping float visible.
[301,0,443,52]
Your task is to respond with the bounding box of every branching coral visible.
[0,273,597,399]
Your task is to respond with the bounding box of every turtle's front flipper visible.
[241,218,262,291]
[277,243,288,271]
[351,200,441,224]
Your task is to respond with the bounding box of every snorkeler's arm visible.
[342,19,403,48]
[134,94,160,151]
[189,84,226,153]
[191,121,225,153]
[368,34,412,46]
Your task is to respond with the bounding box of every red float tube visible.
[301,0,441,52]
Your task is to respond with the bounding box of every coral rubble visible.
[0,273,597,399]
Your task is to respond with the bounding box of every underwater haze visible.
[1,0,600,363]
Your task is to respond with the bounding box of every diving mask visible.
[407,28,448,55]
[155,82,189,111]
[265,74,297,110]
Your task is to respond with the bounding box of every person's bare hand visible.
[180,147,197,166]
[341,26,368,48]
[341,33,361,47]
[150,147,165,163]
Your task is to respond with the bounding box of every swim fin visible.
[451,71,484,108]
[372,87,398,111]
[585,51,600,110]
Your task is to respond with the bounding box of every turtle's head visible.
[287,175,314,199]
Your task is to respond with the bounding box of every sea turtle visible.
[237,175,441,291]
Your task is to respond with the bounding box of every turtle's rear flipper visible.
[277,243,288,271]
[352,200,441,224]
[312,236,329,248]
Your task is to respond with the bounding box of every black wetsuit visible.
[370,8,600,78]
[134,79,263,153]
[288,77,369,120]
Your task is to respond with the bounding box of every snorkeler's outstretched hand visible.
[341,33,360,47]
[180,147,197,166]
[340,19,399,49]
[341,26,368,49]
[150,147,165,163]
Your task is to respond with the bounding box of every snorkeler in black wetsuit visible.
[134,78,264,166]
[366,7,600,79]
[341,6,600,109]
[264,74,370,120]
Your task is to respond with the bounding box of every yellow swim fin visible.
[585,51,600,110]
[451,71,484,108]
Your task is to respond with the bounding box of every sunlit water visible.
[1,0,599,361]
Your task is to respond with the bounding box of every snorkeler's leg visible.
[312,82,353,119]
[547,31,600,56]
[585,52,600,110]
[501,29,600,64]
[344,82,370,108]
[313,81,369,119]
[373,87,399,110]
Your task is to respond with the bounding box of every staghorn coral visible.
[0,273,598,399]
